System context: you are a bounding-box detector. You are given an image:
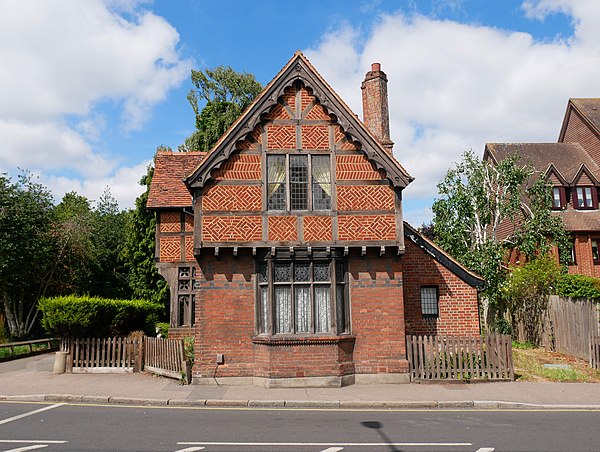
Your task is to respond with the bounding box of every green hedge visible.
[557,274,600,301]
[39,295,162,338]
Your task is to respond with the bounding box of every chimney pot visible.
[371,62,381,71]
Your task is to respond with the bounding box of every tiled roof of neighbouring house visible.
[147,151,205,208]
[485,142,600,183]
[570,98,600,134]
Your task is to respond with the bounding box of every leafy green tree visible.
[88,188,130,299]
[503,254,561,344]
[432,151,569,326]
[432,151,532,316]
[121,162,168,308]
[53,192,95,293]
[0,172,56,338]
[180,66,262,152]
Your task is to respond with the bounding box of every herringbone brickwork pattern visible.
[334,125,361,150]
[237,126,263,150]
[305,103,330,120]
[302,125,329,150]
[336,155,384,180]
[303,216,333,241]
[338,215,396,241]
[159,236,180,262]
[212,154,261,180]
[282,87,296,112]
[160,211,180,232]
[267,124,296,149]
[202,215,262,242]
[268,216,298,241]
[185,236,194,261]
[337,185,395,211]
[266,103,291,120]
[185,215,194,232]
[202,185,261,211]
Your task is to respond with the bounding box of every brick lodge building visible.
[147,52,483,387]
[485,99,600,277]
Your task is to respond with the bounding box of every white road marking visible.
[320,448,344,452]
[476,449,495,452]
[0,403,65,426]
[178,441,471,447]
[174,448,205,452]
[5,445,48,452]
[0,441,65,444]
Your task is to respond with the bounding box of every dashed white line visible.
[320,448,344,452]
[0,403,65,426]
[178,441,472,447]
[0,441,66,444]
[476,449,495,452]
[4,445,48,452]
[173,448,205,452]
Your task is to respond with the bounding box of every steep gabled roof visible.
[186,51,413,189]
[147,151,205,208]
[403,222,485,288]
[484,142,600,184]
[559,98,600,142]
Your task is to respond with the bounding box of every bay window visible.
[257,250,347,335]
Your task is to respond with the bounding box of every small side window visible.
[420,286,439,318]
[592,239,600,264]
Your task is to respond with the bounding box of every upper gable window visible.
[574,186,597,210]
[267,154,331,211]
[552,187,565,210]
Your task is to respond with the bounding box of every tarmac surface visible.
[1,353,599,410]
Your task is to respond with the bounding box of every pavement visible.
[1,353,599,410]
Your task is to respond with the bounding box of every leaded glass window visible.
[420,286,439,318]
[175,266,196,327]
[266,154,331,211]
[257,255,348,335]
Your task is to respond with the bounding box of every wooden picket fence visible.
[61,337,142,373]
[144,336,189,382]
[406,334,514,381]
[60,336,189,382]
[591,336,600,370]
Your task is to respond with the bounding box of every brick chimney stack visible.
[361,62,394,154]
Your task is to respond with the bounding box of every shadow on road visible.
[361,420,402,452]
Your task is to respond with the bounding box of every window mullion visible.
[309,262,316,334]
[286,154,291,211]
[267,259,274,335]
[307,154,313,211]
[330,259,337,334]
[290,262,296,334]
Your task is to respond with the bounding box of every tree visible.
[0,172,56,338]
[180,66,262,152]
[121,161,169,309]
[432,151,569,326]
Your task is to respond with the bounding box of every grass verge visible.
[513,343,600,382]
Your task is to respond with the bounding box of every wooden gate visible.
[406,333,514,381]
[61,337,142,373]
[144,337,189,382]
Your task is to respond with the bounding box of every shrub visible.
[155,322,169,338]
[39,295,162,338]
[556,273,600,300]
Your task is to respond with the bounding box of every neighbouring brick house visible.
[147,52,482,387]
[485,99,600,277]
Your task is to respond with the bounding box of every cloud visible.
[0,0,192,207]
[305,4,600,223]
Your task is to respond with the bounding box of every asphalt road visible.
[1,401,599,452]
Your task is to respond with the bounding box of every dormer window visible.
[267,154,331,211]
[552,186,565,210]
[574,186,597,210]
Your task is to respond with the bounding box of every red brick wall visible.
[193,252,256,378]
[157,210,194,263]
[568,233,600,278]
[338,215,396,241]
[402,240,480,336]
[348,249,409,374]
